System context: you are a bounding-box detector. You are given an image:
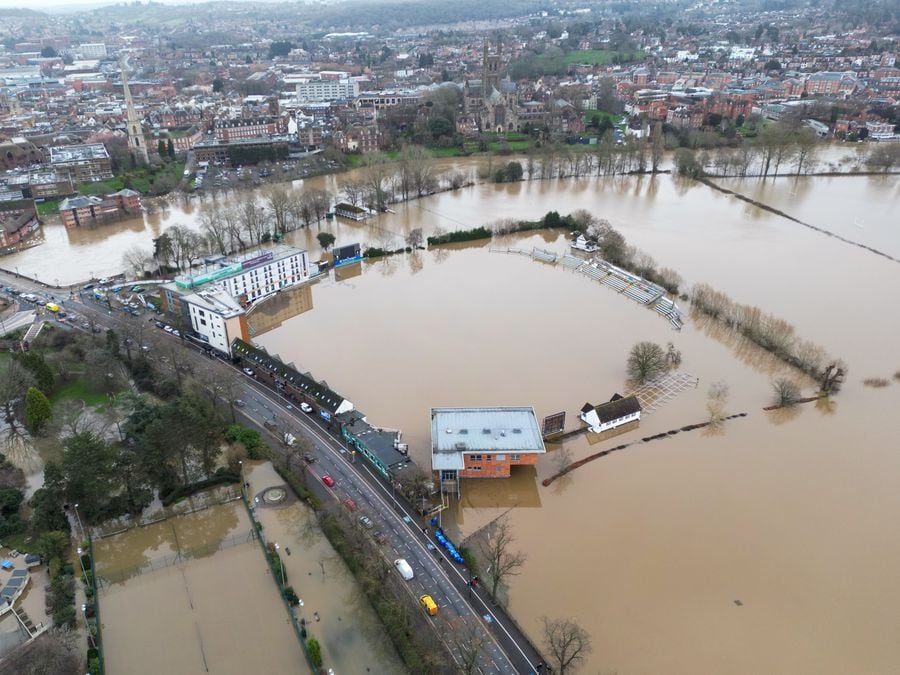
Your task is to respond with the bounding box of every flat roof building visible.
[431,407,545,498]
[48,143,112,183]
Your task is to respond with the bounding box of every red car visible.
[343,498,357,511]
[321,474,335,487]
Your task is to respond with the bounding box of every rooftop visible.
[49,143,110,163]
[182,288,244,319]
[431,407,545,455]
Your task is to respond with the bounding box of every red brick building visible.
[431,407,546,498]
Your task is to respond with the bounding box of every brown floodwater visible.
[5,149,898,672]
[0,145,865,285]
[244,461,405,675]
[254,168,900,674]
[95,501,305,674]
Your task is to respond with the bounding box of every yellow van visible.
[419,594,438,616]
[45,303,59,312]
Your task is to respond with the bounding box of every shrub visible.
[772,378,801,407]
[307,637,323,668]
[426,226,492,246]
[52,604,76,628]
[284,585,299,605]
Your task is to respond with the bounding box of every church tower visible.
[120,55,148,165]
[482,39,502,95]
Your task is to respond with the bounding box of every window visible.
[467,466,482,471]
[496,454,506,461]
[485,455,492,461]
[496,466,503,474]
[511,454,521,461]
[468,454,482,462]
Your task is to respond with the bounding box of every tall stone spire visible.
[120,54,148,165]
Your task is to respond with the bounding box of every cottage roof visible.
[589,395,642,424]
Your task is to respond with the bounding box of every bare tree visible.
[555,446,573,473]
[449,621,488,675]
[405,228,424,249]
[821,361,847,394]
[239,195,268,246]
[478,514,527,602]
[264,185,291,235]
[199,202,229,254]
[342,180,366,207]
[772,378,801,407]
[626,342,667,384]
[121,245,153,278]
[542,617,593,675]
[0,359,36,430]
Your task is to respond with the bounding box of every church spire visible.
[120,54,148,165]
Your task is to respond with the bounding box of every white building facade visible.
[218,247,311,304]
[182,289,246,355]
[294,79,359,102]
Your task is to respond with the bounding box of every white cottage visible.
[580,394,642,433]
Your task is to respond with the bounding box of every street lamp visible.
[274,542,286,587]
[238,460,244,499]
[73,503,84,540]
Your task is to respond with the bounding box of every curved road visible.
[0,272,545,674]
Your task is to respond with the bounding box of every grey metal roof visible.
[431,407,545,454]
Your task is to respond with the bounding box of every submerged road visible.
[0,271,545,674]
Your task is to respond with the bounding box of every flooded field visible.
[255,167,900,674]
[3,146,897,672]
[0,145,867,285]
[244,461,405,674]
[95,501,304,675]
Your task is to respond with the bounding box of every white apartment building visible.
[78,43,108,59]
[182,289,246,355]
[293,79,359,102]
[218,247,310,304]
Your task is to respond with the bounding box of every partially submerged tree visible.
[772,378,801,407]
[626,341,667,384]
[542,616,593,674]
[478,514,527,602]
[316,231,336,251]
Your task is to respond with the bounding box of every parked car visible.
[343,498,357,511]
[394,558,414,580]
[321,474,335,487]
[171,329,181,337]
[303,453,316,464]
[419,594,438,616]
[154,321,165,329]
[359,515,374,530]
[373,530,387,544]
[299,402,313,413]
[242,368,254,376]
[234,399,246,408]
[163,325,173,333]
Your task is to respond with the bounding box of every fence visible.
[96,530,257,588]
[87,537,105,675]
[240,494,317,673]
[91,486,242,540]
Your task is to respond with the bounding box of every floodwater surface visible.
[255,169,900,674]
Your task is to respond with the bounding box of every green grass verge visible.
[52,380,111,408]
[36,199,61,216]
[564,49,645,66]
[77,178,125,196]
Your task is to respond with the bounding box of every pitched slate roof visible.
[586,395,641,424]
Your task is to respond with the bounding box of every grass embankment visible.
[36,199,61,216]
[78,161,186,196]
[564,49,645,66]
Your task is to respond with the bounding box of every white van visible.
[394,558,414,581]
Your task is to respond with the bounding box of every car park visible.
[299,402,313,413]
[321,474,335,487]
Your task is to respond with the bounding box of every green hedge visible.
[427,226,492,246]
[161,470,240,506]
